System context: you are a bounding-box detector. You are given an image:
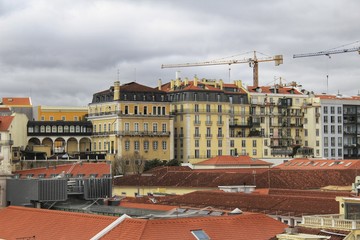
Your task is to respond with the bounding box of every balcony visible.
[193,121,201,126]
[217,121,224,126]
[113,131,171,137]
[217,134,224,138]
[205,134,213,138]
[229,121,251,128]
[193,134,201,139]
[205,121,213,126]
[301,214,360,231]
[0,140,14,146]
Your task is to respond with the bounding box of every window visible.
[125,141,130,151]
[330,106,335,114]
[324,125,328,134]
[206,104,210,113]
[52,126,57,132]
[74,116,78,121]
[194,104,199,112]
[252,140,257,147]
[338,137,342,147]
[124,106,129,114]
[331,125,335,134]
[206,149,211,158]
[134,123,139,133]
[218,149,222,156]
[207,140,211,148]
[217,105,222,113]
[323,116,328,123]
[242,140,246,148]
[134,106,138,114]
[75,126,80,132]
[153,123,158,133]
[331,137,335,147]
[162,123,167,133]
[218,140,222,148]
[162,141,167,150]
[195,150,200,158]
[338,116,342,123]
[70,126,75,133]
[323,106,328,114]
[144,141,149,151]
[124,123,130,132]
[144,106,148,115]
[134,141,139,151]
[331,116,335,123]
[195,140,199,148]
[316,129,319,136]
[337,107,342,114]
[324,137,328,147]
[61,116,66,121]
[338,125,342,134]
[144,123,148,132]
[252,149,257,156]
[104,124,107,132]
[230,140,234,147]
[153,141,158,150]
[41,116,45,121]
[50,116,54,121]
[46,126,51,133]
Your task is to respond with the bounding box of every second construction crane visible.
[161,51,283,87]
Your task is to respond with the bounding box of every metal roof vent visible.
[229,208,243,215]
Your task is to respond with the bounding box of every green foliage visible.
[143,158,181,172]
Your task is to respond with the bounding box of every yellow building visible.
[36,106,88,121]
[162,77,252,163]
[88,81,174,162]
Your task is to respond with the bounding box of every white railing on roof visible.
[301,214,360,230]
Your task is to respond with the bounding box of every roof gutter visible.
[90,214,131,240]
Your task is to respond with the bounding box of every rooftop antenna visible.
[117,69,120,81]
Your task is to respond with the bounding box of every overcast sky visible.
[1,0,359,106]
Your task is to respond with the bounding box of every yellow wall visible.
[113,185,217,196]
[38,106,88,121]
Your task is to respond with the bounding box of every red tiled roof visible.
[115,166,358,190]
[0,107,11,112]
[121,82,164,93]
[14,162,111,178]
[276,158,360,170]
[247,86,303,95]
[0,115,14,131]
[102,213,287,240]
[316,94,360,100]
[1,97,32,106]
[195,155,272,166]
[158,190,348,216]
[0,206,117,239]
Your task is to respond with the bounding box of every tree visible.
[143,159,165,172]
[112,153,146,176]
[165,159,181,167]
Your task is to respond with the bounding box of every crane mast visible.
[161,51,283,87]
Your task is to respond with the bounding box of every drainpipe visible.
[90,214,131,240]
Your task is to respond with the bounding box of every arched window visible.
[34,126,39,133]
[75,125,80,132]
[28,127,34,133]
[46,126,51,133]
[58,126,63,133]
[64,126,69,133]
[70,126,75,133]
[52,126,57,133]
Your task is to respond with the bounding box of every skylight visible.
[191,230,211,240]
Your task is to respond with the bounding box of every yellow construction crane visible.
[161,51,283,87]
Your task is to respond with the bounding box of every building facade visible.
[34,105,88,121]
[88,81,174,161]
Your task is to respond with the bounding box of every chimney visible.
[184,77,189,86]
[219,79,224,90]
[175,78,181,87]
[170,80,175,90]
[194,75,198,87]
[158,79,162,90]
[114,81,120,101]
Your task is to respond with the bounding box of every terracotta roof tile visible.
[115,166,358,190]
[0,115,14,131]
[195,155,272,166]
[158,190,348,216]
[247,86,303,95]
[118,201,175,211]
[103,213,287,240]
[276,159,360,170]
[0,206,117,240]
[121,82,164,93]
[316,94,360,100]
[14,162,111,178]
[1,97,32,106]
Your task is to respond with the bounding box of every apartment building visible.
[247,83,311,158]
[34,105,88,121]
[88,81,174,161]
[162,77,250,163]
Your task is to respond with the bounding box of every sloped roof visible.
[316,94,360,101]
[247,86,303,95]
[195,155,272,166]
[276,158,360,170]
[14,162,111,178]
[121,82,164,93]
[0,115,14,131]
[102,213,287,240]
[1,97,32,106]
[115,166,358,190]
[161,81,247,94]
[158,190,349,216]
[0,206,117,239]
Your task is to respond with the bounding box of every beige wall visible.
[113,185,217,196]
